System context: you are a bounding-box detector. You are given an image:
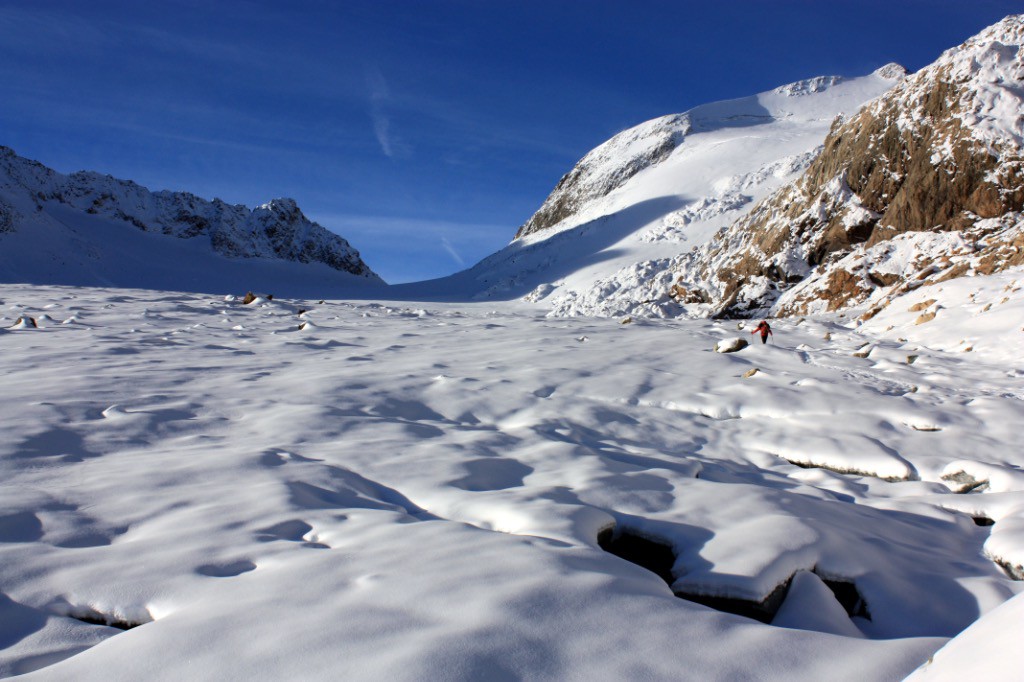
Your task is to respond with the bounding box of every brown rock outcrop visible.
[674,16,1024,318]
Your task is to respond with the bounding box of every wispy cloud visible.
[0,6,105,52]
[366,66,409,159]
[440,236,465,266]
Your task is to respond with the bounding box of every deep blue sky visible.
[2,1,1021,282]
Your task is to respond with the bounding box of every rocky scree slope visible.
[673,15,1024,318]
[0,146,379,281]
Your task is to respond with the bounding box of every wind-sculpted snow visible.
[0,283,1022,679]
[0,147,381,294]
[905,590,1024,680]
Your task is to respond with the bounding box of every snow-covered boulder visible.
[714,337,748,353]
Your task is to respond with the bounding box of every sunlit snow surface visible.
[1,275,1023,680]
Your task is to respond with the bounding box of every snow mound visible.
[905,591,1024,681]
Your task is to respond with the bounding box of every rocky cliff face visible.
[0,147,380,281]
[675,15,1024,318]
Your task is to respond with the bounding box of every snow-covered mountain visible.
[439,15,1024,327]
[0,147,382,296]
[675,14,1024,319]
[415,65,905,307]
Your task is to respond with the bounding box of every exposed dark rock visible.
[0,198,17,233]
[713,337,748,353]
[63,605,151,631]
[780,456,914,482]
[817,575,871,619]
[993,556,1024,581]
[942,470,990,494]
[680,579,793,624]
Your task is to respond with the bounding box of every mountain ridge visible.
[0,146,381,295]
[513,66,907,245]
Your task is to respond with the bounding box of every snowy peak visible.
[867,13,1024,152]
[514,68,905,243]
[0,148,381,291]
[673,15,1024,318]
[872,63,909,80]
[514,114,690,239]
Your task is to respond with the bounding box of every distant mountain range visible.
[0,146,380,296]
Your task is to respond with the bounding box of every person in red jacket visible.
[751,320,773,344]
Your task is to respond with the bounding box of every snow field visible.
[0,283,1022,679]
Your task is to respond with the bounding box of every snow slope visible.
[1,277,1022,679]
[0,147,383,298]
[404,65,905,310]
[905,591,1024,680]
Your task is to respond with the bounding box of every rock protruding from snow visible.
[770,571,866,638]
[941,460,1024,494]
